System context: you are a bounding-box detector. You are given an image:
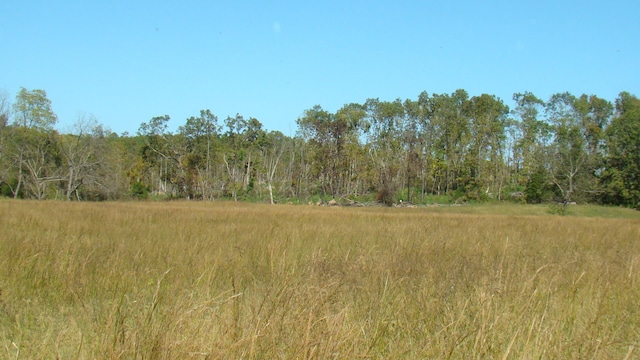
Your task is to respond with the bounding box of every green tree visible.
[0,90,11,195]
[243,117,266,193]
[428,90,471,196]
[464,94,509,199]
[511,92,550,188]
[572,94,613,200]
[180,109,219,200]
[13,88,57,130]
[364,98,405,205]
[600,92,640,206]
[524,165,552,203]
[259,131,288,204]
[222,114,265,200]
[0,90,9,128]
[546,92,589,202]
[8,88,61,198]
[138,115,171,195]
[6,127,62,199]
[332,103,366,197]
[297,105,339,197]
[138,115,190,198]
[402,98,423,203]
[101,133,137,199]
[415,91,436,200]
[574,94,613,159]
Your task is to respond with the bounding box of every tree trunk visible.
[268,183,274,205]
[66,165,74,201]
[14,157,23,199]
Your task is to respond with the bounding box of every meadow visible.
[0,200,639,359]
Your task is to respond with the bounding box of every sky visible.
[1,0,638,136]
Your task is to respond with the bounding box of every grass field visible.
[1,200,639,359]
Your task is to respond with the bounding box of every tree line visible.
[0,87,638,207]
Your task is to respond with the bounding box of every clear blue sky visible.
[1,0,638,135]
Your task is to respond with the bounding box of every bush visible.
[547,202,569,216]
[376,185,395,206]
[524,167,554,204]
[130,182,150,199]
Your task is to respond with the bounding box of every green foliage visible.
[511,92,549,184]
[297,104,364,198]
[0,180,16,197]
[12,88,58,130]
[524,167,550,204]
[600,92,640,207]
[1,87,639,207]
[547,202,569,216]
[545,92,589,201]
[130,181,150,199]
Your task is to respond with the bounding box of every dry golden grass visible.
[0,200,639,359]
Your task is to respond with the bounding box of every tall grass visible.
[1,200,639,358]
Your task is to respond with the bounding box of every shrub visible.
[130,181,150,199]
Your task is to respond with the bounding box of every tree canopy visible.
[1,87,638,208]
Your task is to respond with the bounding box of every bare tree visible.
[59,113,109,200]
